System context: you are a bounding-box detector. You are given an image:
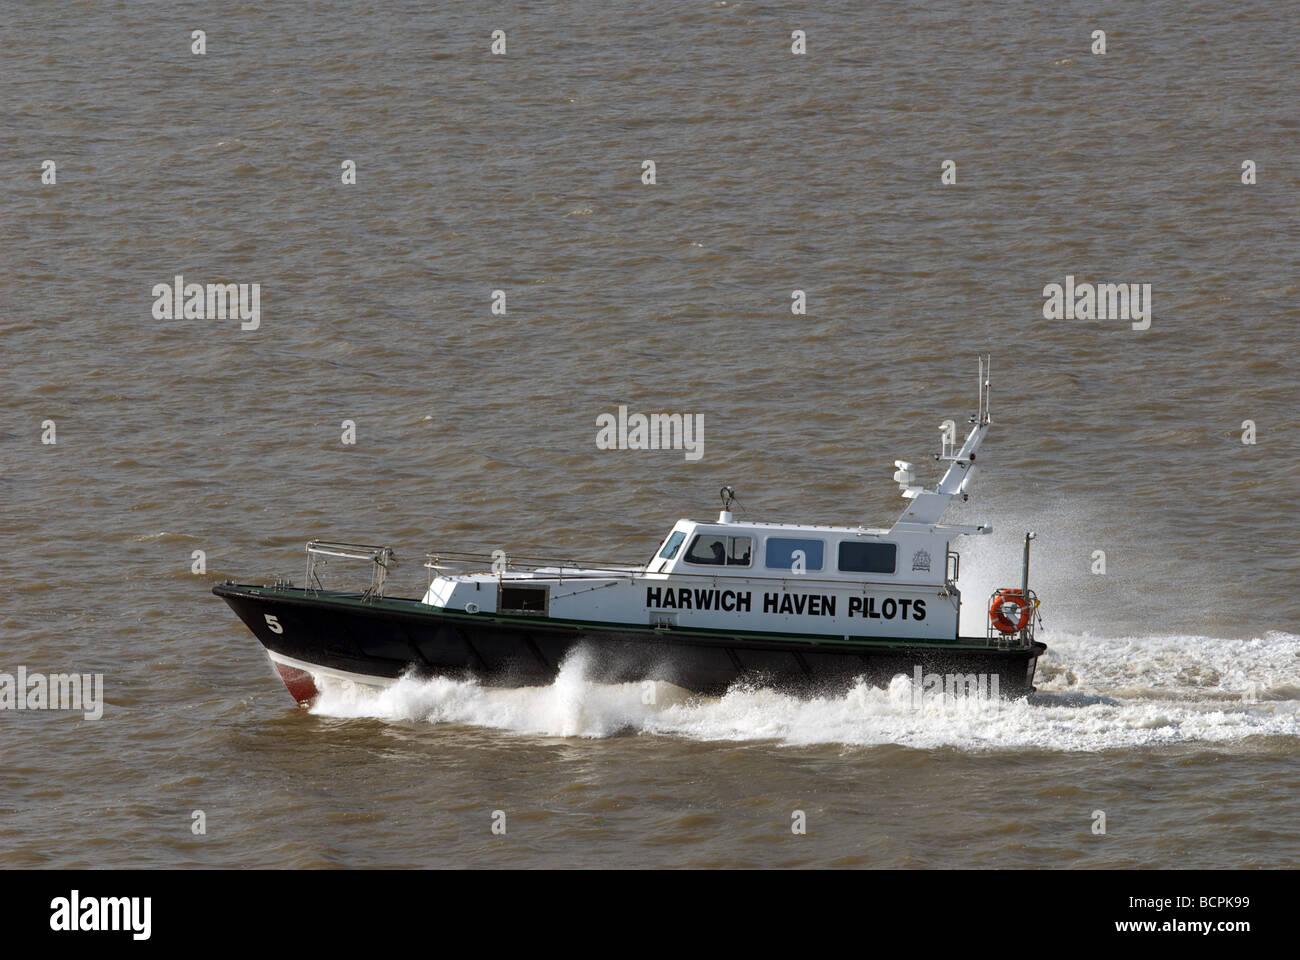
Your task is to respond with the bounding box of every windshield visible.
[657,530,686,560]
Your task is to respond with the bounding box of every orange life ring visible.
[989,589,1032,634]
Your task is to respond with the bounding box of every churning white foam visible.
[309,632,1300,751]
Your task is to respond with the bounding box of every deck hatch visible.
[499,583,549,615]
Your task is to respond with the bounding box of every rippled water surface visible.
[2,0,1298,868]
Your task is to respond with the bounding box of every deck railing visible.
[423,549,645,588]
[421,549,950,594]
[985,589,1041,649]
[304,540,398,600]
[292,541,967,604]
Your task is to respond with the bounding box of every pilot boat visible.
[214,357,1046,705]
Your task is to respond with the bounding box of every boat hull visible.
[213,583,1044,704]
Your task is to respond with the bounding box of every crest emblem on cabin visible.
[911,550,931,572]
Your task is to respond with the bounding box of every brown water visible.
[2,0,1298,868]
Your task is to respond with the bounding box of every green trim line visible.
[216,582,1040,655]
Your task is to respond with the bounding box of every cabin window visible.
[684,534,752,566]
[658,531,686,560]
[838,541,897,574]
[498,583,548,615]
[765,537,825,572]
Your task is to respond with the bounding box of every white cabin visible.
[423,360,998,642]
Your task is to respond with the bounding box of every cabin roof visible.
[680,518,893,536]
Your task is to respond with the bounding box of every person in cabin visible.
[709,541,726,564]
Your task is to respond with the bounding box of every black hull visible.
[213,583,1044,703]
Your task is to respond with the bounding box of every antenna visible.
[718,485,736,523]
[978,354,991,426]
[891,356,996,528]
